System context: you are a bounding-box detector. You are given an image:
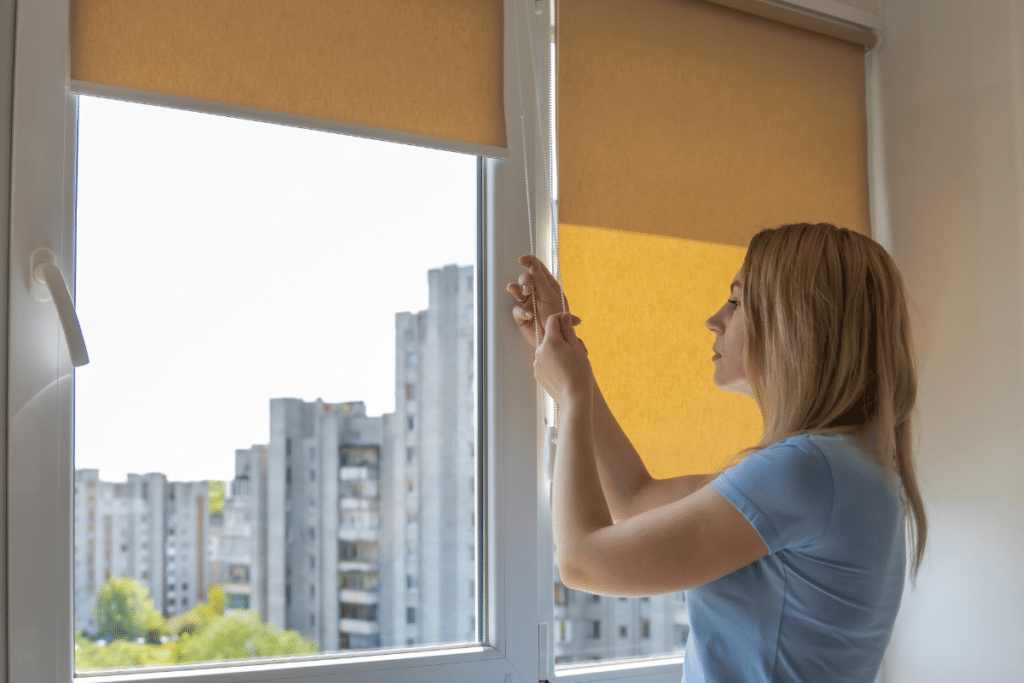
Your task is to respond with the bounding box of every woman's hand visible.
[534,312,593,406]
[507,254,581,350]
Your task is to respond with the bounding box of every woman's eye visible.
[727,299,740,308]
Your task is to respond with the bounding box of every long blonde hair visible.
[717,223,927,586]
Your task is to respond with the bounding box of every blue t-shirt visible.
[683,433,906,683]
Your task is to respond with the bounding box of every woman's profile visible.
[507,222,926,683]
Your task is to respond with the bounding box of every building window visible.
[407,447,415,463]
[406,383,415,400]
[619,625,627,638]
[641,619,650,639]
[407,607,416,624]
[309,469,316,482]
[407,417,415,431]
[590,620,601,639]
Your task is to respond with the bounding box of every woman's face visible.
[706,268,752,397]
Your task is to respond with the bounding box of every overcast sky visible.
[74,96,477,483]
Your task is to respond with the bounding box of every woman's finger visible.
[518,272,536,298]
[512,304,534,324]
[543,313,563,343]
[519,256,560,305]
[507,281,528,304]
[521,254,569,307]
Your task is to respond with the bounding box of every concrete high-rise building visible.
[219,264,476,652]
[218,446,268,616]
[552,579,689,663]
[249,398,389,651]
[73,470,209,633]
[164,481,212,615]
[380,264,477,648]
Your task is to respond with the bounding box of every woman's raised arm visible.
[509,255,714,524]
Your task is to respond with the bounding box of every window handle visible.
[30,247,89,367]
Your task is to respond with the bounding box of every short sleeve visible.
[711,439,835,553]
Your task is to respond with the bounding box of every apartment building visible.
[73,470,209,633]
[217,446,268,617]
[380,264,478,648]
[227,398,389,651]
[553,579,690,663]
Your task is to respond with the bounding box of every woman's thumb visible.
[543,313,562,343]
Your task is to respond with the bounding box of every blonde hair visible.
[716,222,927,586]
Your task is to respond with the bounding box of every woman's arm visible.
[592,379,716,523]
[511,255,715,523]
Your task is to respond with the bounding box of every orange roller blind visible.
[70,0,506,150]
[557,0,871,477]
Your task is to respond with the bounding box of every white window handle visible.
[29,247,89,367]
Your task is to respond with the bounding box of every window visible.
[7,0,875,681]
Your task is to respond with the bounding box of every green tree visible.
[167,602,218,637]
[93,576,165,644]
[75,632,174,671]
[167,584,227,636]
[208,480,225,515]
[207,584,226,616]
[174,611,317,662]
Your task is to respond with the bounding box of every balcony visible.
[339,618,380,636]
[339,588,379,605]
[339,466,377,481]
[338,527,378,542]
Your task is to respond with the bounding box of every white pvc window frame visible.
[6,2,545,683]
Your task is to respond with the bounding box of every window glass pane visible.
[73,97,479,672]
[552,579,689,666]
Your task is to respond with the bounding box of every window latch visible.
[30,247,89,366]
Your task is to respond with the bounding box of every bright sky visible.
[74,96,477,483]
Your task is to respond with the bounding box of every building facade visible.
[73,470,209,634]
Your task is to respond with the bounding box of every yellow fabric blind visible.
[558,0,871,477]
[70,0,506,150]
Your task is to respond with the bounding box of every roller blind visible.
[70,0,506,151]
[557,0,871,477]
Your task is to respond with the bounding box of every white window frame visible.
[7,2,545,683]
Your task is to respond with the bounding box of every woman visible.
[507,223,926,683]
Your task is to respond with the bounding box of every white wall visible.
[876,1,1024,681]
